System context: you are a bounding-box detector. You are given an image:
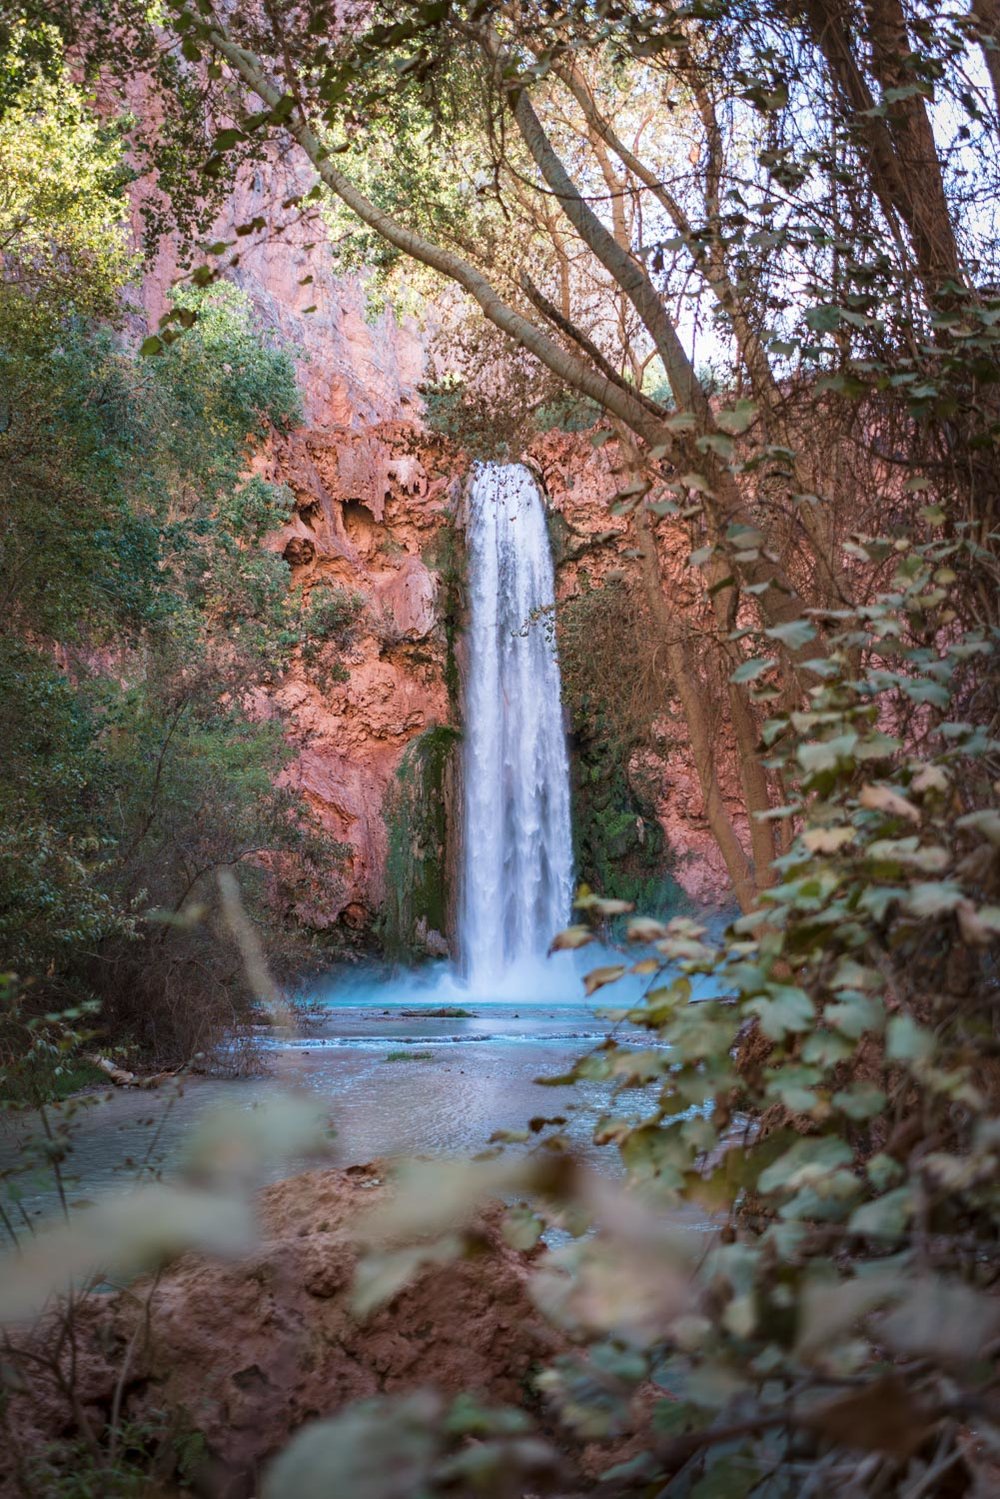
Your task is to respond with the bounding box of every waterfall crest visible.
[461,462,574,995]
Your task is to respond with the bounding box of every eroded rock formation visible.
[258,425,460,937]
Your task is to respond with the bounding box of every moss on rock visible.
[378,725,460,962]
[570,732,674,913]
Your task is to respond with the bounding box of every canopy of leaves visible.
[0,22,136,324]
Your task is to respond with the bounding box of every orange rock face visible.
[257,425,459,933]
[128,144,736,933]
[122,140,464,940]
[129,144,426,431]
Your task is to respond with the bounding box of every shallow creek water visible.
[0,993,672,1227]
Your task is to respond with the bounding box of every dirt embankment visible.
[4,1165,569,1497]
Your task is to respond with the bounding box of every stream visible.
[0,993,673,1225]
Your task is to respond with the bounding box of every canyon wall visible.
[530,431,745,911]
[134,151,735,942]
[256,422,460,943]
[134,154,467,951]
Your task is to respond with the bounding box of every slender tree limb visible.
[519,271,667,419]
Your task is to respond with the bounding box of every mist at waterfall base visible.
[309,463,721,1019]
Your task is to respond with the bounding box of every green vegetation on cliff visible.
[557,576,675,911]
[379,725,460,962]
[570,738,670,914]
[421,518,466,711]
[0,37,340,1076]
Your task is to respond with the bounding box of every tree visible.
[0,29,343,1065]
[42,0,998,901]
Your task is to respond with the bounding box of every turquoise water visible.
[0,993,650,1227]
[1,948,727,1229]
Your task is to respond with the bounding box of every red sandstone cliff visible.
[131,151,467,942]
[131,149,736,934]
[530,431,745,910]
[257,424,458,933]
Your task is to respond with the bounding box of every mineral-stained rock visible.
[375,556,438,642]
[282,535,316,567]
[251,423,458,933]
[129,143,425,433]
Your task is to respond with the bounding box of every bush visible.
[298,583,367,689]
[302,584,367,651]
[0,72,339,1068]
[379,726,460,960]
[285,524,1000,1496]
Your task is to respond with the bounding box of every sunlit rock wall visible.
[130,145,426,430]
[259,425,461,938]
[126,149,462,941]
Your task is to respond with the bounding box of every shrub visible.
[559,577,676,905]
[299,583,367,689]
[302,584,367,652]
[0,89,336,1067]
[297,523,1000,1496]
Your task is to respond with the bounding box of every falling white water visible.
[461,462,574,996]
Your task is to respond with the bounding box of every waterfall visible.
[460,462,574,995]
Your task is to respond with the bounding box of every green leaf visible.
[805,304,842,333]
[262,1394,441,1499]
[502,1205,545,1251]
[802,1031,852,1065]
[886,1014,935,1065]
[583,965,627,997]
[798,733,858,773]
[956,810,1000,846]
[849,1187,914,1239]
[212,127,246,152]
[765,618,816,650]
[691,1455,761,1498]
[651,1399,699,1436]
[825,992,884,1039]
[716,399,759,435]
[548,925,594,952]
[352,1239,461,1318]
[758,1137,853,1194]
[696,432,735,460]
[731,656,776,684]
[747,985,814,1039]
[832,1085,886,1120]
[901,881,963,917]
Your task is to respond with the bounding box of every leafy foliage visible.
[559,578,675,908]
[0,49,337,1070]
[0,22,136,324]
[298,582,367,688]
[510,536,1000,1490]
[291,542,1000,1493]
